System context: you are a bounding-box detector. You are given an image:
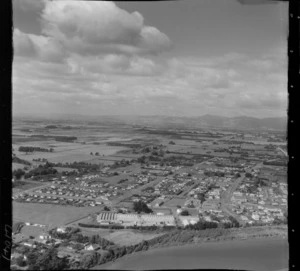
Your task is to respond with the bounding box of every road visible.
[220,162,263,224]
[220,173,245,223]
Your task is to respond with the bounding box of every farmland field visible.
[14,142,129,163]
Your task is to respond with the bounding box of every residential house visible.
[84,244,100,251]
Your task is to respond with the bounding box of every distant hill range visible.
[192,115,287,131]
[14,113,287,131]
[127,114,287,131]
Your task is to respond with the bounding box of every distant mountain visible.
[14,114,287,131]
[194,115,287,130]
[128,114,287,131]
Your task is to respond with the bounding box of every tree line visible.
[19,146,54,153]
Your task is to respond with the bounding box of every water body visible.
[101,238,288,271]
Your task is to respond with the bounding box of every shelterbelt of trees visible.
[18,146,54,153]
[12,156,31,165]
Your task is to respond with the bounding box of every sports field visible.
[13,202,100,227]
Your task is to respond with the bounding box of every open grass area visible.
[13,181,45,192]
[105,230,163,246]
[13,202,101,227]
[12,163,26,170]
[78,227,164,246]
[13,141,129,163]
[20,225,44,238]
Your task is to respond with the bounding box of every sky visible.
[12,0,288,118]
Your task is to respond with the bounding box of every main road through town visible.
[220,162,263,224]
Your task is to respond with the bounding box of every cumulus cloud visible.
[64,54,164,76]
[14,28,66,62]
[12,1,287,117]
[13,1,171,76]
[39,1,171,56]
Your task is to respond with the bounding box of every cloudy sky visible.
[13,0,288,118]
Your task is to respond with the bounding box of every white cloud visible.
[13,0,46,12]
[64,54,164,76]
[13,1,171,76]
[14,28,66,62]
[12,1,287,117]
[40,1,171,56]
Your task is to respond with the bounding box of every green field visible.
[78,227,163,246]
[13,202,101,227]
[14,141,129,164]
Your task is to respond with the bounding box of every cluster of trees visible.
[161,155,194,167]
[184,216,240,230]
[204,171,225,177]
[180,210,190,216]
[49,227,80,239]
[90,152,100,156]
[138,151,199,167]
[77,240,151,269]
[228,216,240,228]
[54,136,77,142]
[24,163,58,179]
[263,160,287,166]
[196,193,206,203]
[111,159,131,168]
[15,256,27,267]
[19,146,54,153]
[118,178,128,184]
[264,144,276,150]
[45,161,102,173]
[12,222,25,234]
[13,168,26,180]
[133,200,153,214]
[107,142,141,148]
[185,220,218,230]
[138,154,194,167]
[78,222,176,231]
[32,158,48,162]
[49,227,115,249]
[78,223,124,230]
[253,178,268,187]
[272,216,287,225]
[12,156,31,165]
[61,170,79,177]
[245,172,253,178]
[26,247,69,270]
